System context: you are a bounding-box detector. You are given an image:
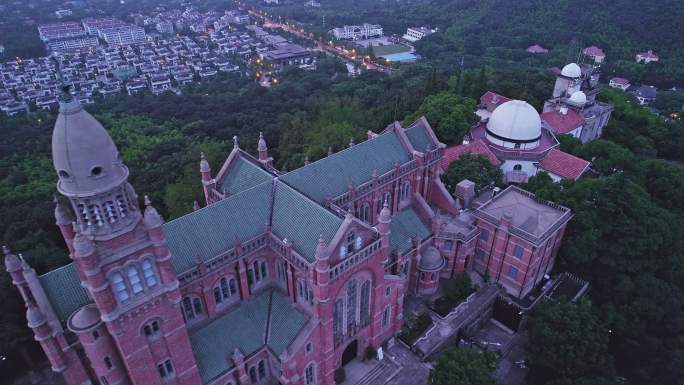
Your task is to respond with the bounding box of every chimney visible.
[455,179,476,209]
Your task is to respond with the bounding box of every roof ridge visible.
[163,179,273,227]
[282,131,400,174]
[274,179,342,223]
[38,259,76,278]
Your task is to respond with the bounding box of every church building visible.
[4,91,572,385]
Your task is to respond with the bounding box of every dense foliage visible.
[527,300,613,383]
[430,347,499,385]
[441,154,503,193]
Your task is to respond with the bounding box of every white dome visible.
[561,63,581,78]
[487,100,542,142]
[568,91,587,106]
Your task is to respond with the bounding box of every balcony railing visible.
[328,238,382,282]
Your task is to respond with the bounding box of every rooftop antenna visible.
[51,55,73,103]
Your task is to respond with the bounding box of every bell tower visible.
[50,85,202,385]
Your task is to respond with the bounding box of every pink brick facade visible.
[4,100,571,385]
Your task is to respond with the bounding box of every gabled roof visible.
[38,263,91,322]
[389,206,431,254]
[480,91,511,111]
[404,119,436,152]
[583,46,605,57]
[610,77,630,85]
[271,180,343,262]
[190,289,308,384]
[537,149,590,180]
[441,139,502,169]
[541,109,585,135]
[217,154,273,197]
[163,181,273,273]
[280,132,410,203]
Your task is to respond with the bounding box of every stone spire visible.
[348,137,355,147]
[258,132,268,161]
[54,196,73,226]
[3,245,21,273]
[199,152,210,173]
[143,195,164,229]
[378,198,392,236]
[304,156,310,166]
[328,146,333,156]
[314,234,328,260]
[233,135,239,149]
[193,200,201,211]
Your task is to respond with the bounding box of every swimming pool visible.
[380,52,418,62]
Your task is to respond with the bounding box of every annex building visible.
[5,92,572,385]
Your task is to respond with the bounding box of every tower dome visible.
[568,90,587,106]
[560,63,582,78]
[486,100,542,145]
[52,98,128,197]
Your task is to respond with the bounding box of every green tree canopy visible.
[441,153,503,192]
[404,91,478,145]
[431,347,499,385]
[527,299,614,382]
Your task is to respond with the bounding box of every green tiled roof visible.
[389,206,431,254]
[38,263,91,322]
[190,290,308,384]
[271,181,343,262]
[163,181,273,273]
[267,289,308,355]
[280,132,410,203]
[405,122,434,152]
[218,154,273,197]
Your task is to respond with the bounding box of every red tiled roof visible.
[583,46,605,57]
[547,66,561,75]
[541,109,584,135]
[526,44,548,53]
[442,139,502,170]
[638,50,658,59]
[538,149,590,180]
[479,91,511,111]
[610,77,629,85]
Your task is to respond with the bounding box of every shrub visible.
[334,367,346,384]
[364,346,377,361]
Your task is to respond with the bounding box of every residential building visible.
[526,44,549,54]
[582,46,606,63]
[261,43,314,70]
[332,24,383,40]
[402,27,436,43]
[633,85,657,105]
[38,22,86,42]
[47,37,99,53]
[98,25,146,46]
[609,77,630,91]
[636,50,659,64]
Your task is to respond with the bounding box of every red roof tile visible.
[541,109,584,135]
[527,44,548,53]
[442,139,502,170]
[583,46,605,57]
[538,149,590,180]
[610,77,630,85]
[480,91,511,112]
[547,66,561,75]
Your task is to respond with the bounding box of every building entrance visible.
[341,339,358,366]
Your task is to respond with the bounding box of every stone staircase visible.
[354,359,400,385]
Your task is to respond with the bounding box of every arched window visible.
[249,366,258,383]
[214,277,236,305]
[258,360,266,379]
[143,319,161,340]
[276,261,287,281]
[333,298,344,338]
[127,265,143,294]
[305,363,316,385]
[111,272,129,302]
[513,164,522,171]
[182,296,203,321]
[346,279,357,330]
[360,203,371,223]
[142,259,157,287]
[400,181,411,202]
[360,280,371,326]
[383,192,392,210]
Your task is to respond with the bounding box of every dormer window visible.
[58,170,70,179]
[90,166,103,176]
